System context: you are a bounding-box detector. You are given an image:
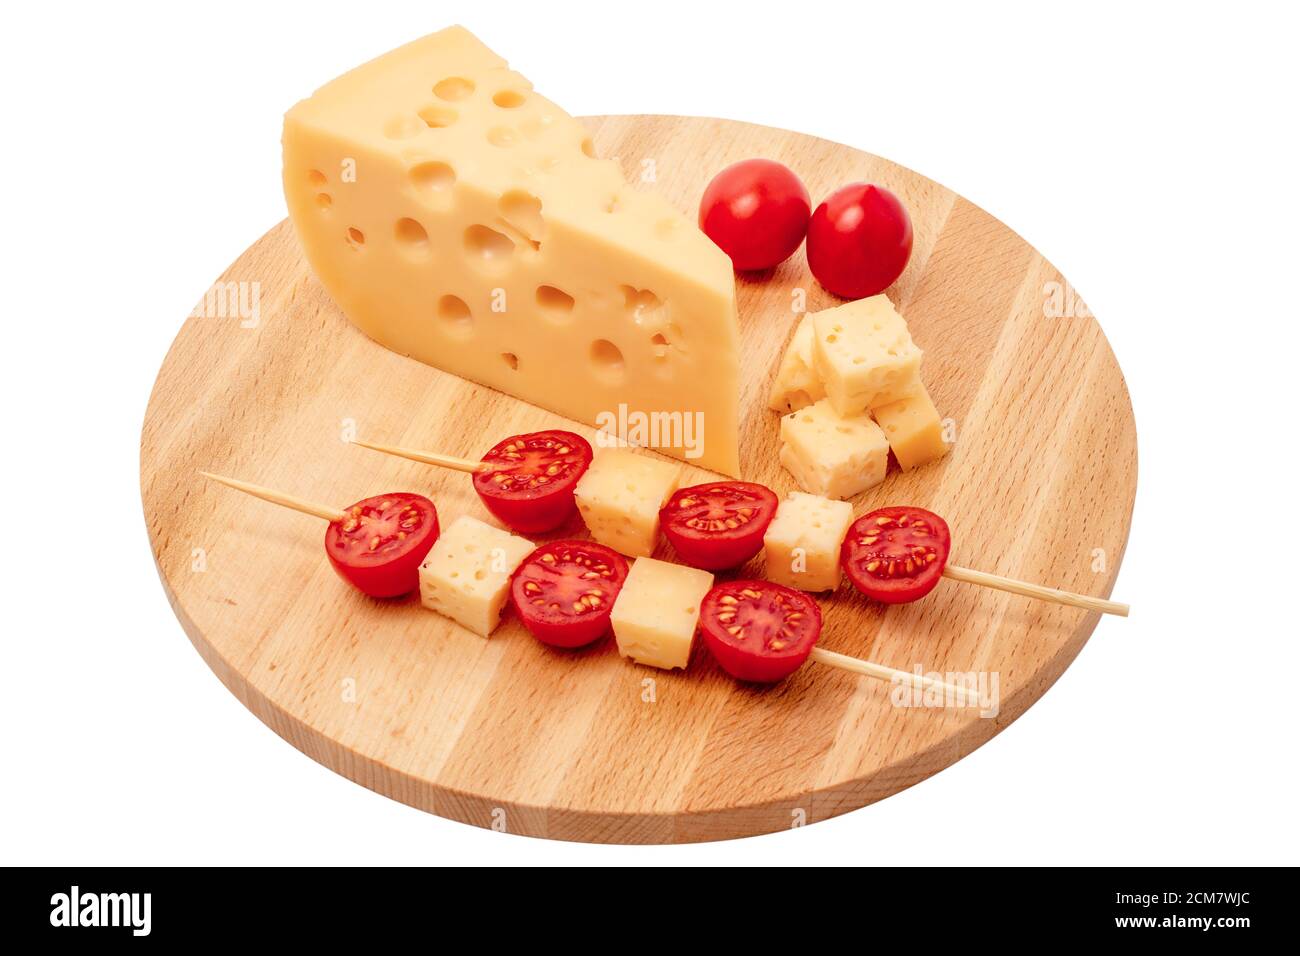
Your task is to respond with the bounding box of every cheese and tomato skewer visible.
[351,430,593,534]
[198,473,439,598]
[348,429,1128,616]
[619,571,978,702]
[196,474,975,701]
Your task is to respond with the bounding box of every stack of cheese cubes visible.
[768,295,949,499]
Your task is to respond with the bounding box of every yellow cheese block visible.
[767,313,825,413]
[871,382,950,470]
[811,295,921,416]
[610,557,713,670]
[419,515,535,636]
[574,448,682,557]
[282,27,741,476]
[779,398,889,499]
[763,491,853,592]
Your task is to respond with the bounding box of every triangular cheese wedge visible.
[282,26,740,476]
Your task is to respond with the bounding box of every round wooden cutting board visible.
[141,115,1136,843]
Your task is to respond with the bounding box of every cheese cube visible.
[768,314,826,413]
[811,295,922,416]
[763,492,853,592]
[282,27,741,476]
[574,449,682,557]
[419,515,535,636]
[871,382,951,470]
[779,399,889,499]
[610,558,713,670]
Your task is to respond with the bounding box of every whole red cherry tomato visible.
[325,493,440,598]
[699,159,811,271]
[806,183,913,298]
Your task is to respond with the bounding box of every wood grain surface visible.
[140,115,1137,843]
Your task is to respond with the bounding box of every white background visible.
[3,0,1297,865]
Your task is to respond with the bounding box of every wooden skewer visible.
[351,438,490,474]
[199,472,346,523]
[809,647,984,706]
[943,564,1129,617]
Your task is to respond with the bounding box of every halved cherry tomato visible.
[699,159,811,271]
[473,430,592,533]
[659,481,779,570]
[324,493,439,598]
[806,183,913,299]
[510,540,629,648]
[840,506,950,604]
[700,580,822,683]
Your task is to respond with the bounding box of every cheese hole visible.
[621,286,664,323]
[499,190,545,246]
[419,106,458,128]
[487,126,521,147]
[580,137,596,158]
[589,339,625,381]
[394,217,429,254]
[501,352,519,371]
[464,224,515,267]
[316,193,332,209]
[433,77,475,101]
[493,90,527,108]
[536,285,575,321]
[346,227,366,249]
[651,332,669,358]
[536,156,561,173]
[521,114,555,140]
[605,193,622,214]
[307,169,327,187]
[384,115,424,140]
[437,295,473,334]
[410,161,456,193]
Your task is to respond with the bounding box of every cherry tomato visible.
[840,506,950,604]
[700,580,822,683]
[806,183,913,299]
[473,430,592,533]
[324,493,439,598]
[699,159,811,271]
[510,540,629,648]
[659,481,779,570]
